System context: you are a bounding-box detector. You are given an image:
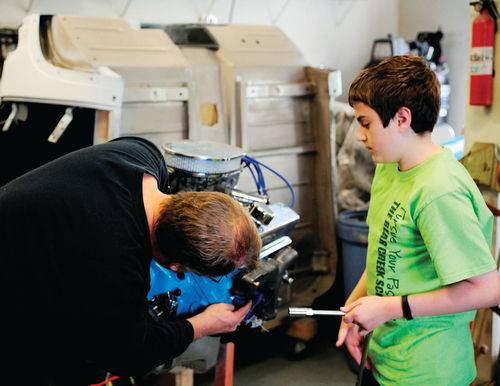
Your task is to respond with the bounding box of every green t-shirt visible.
[366,148,496,385]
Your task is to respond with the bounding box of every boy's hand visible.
[336,320,370,369]
[340,295,402,335]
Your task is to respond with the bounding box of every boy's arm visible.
[405,268,500,317]
[342,269,500,334]
[345,269,368,306]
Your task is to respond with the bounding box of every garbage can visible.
[337,210,368,299]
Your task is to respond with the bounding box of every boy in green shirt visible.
[336,55,500,385]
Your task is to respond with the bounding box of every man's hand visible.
[187,301,252,341]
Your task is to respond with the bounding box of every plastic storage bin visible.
[337,210,368,299]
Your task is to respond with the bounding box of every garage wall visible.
[0,0,398,99]
[398,0,470,136]
[1,0,471,134]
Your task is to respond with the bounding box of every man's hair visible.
[348,55,441,133]
[154,191,261,277]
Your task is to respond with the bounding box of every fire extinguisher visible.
[470,1,499,106]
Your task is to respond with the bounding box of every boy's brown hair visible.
[155,191,261,277]
[348,55,441,133]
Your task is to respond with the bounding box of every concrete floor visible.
[193,325,358,386]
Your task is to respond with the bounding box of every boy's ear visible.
[394,107,412,132]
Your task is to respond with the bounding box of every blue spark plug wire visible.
[241,155,296,208]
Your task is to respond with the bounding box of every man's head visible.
[348,55,441,134]
[154,191,261,277]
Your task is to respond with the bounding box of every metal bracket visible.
[2,103,18,132]
[245,82,315,99]
[123,87,189,103]
[2,103,29,132]
[48,107,74,143]
[328,70,342,97]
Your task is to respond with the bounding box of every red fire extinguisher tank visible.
[470,10,495,105]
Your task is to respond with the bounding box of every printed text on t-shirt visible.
[375,201,405,296]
